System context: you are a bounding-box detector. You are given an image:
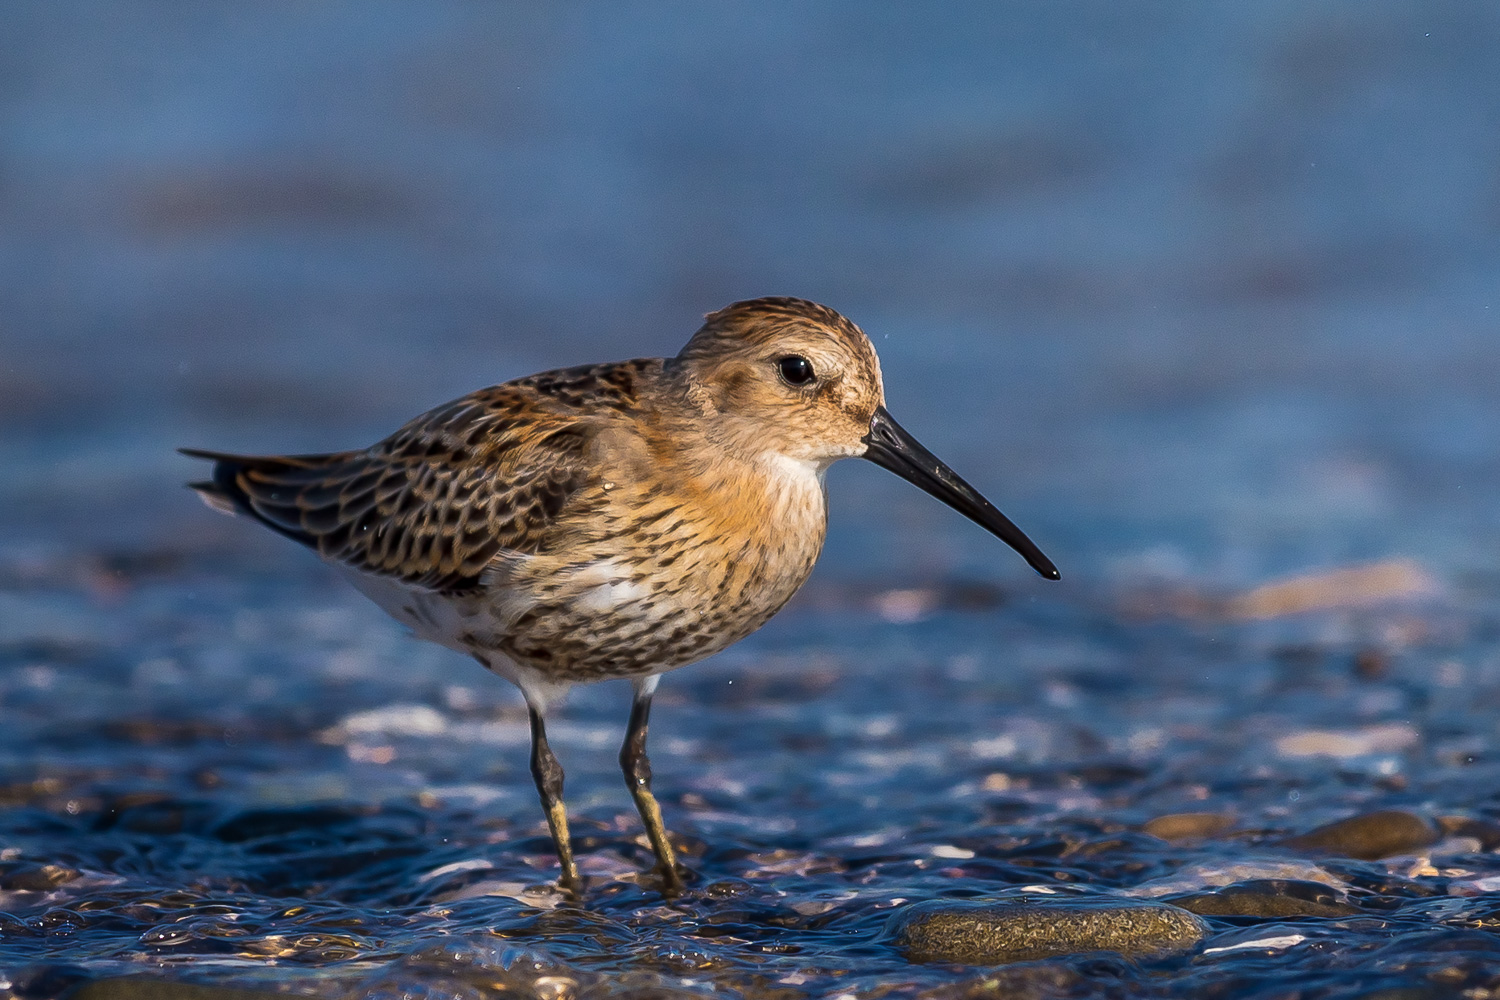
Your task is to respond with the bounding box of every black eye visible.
[777,355,816,386]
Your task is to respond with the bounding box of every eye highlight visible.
[777,355,816,386]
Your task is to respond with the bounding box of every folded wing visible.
[183,385,599,594]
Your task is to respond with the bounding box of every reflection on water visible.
[4,2,1500,996]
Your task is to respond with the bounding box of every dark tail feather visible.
[178,447,325,548]
[179,448,259,517]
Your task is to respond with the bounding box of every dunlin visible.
[183,297,1058,891]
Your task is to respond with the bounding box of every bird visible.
[182,296,1059,893]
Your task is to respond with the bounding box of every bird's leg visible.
[620,675,682,890]
[528,703,581,890]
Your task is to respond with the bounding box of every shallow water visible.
[5,2,1500,997]
[4,552,1500,996]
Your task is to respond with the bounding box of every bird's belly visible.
[337,541,815,690]
[500,536,820,682]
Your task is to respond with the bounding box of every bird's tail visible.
[179,448,258,517]
[178,447,355,550]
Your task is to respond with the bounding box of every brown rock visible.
[1228,560,1439,620]
[891,897,1208,965]
[1352,647,1390,681]
[1436,816,1500,851]
[912,964,1087,999]
[67,977,286,1000]
[1279,810,1438,860]
[0,863,82,892]
[1170,879,1363,918]
[1142,812,1235,842]
[1274,723,1419,760]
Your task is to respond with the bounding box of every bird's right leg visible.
[620,675,682,891]
[528,703,580,889]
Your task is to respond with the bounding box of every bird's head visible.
[675,297,1058,580]
[677,296,885,468]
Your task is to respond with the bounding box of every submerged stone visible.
[1436,816,1500,851]
[1279,810,1439,861]
[890,897,1209,965]
[65,978,287,1000]
[1142,812,1236,842]
[1170,879,1364,918]
[1124,858,1350,898]
[0,863,82,892]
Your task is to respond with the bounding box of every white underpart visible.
[338,565,573,714]
[765,452,830,493]
[571,558,650,613]
[342,568,473,650]
[633,673,660,701]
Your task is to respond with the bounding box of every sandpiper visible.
[183,297,1058,891]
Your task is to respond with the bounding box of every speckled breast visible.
[496,464,830,682]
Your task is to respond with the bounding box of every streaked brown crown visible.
[680,297,868,358]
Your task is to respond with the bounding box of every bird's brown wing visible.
[183,375,626,594]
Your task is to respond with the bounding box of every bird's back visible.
[184,360,664,590]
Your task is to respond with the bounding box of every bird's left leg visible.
[619,675,682,889]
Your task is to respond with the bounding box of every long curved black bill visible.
[862,406,1060,580]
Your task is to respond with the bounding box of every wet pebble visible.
[356,939,711,1000]
[1279,810,1439,861]
[1125,858,1349,898]
[1436,815,1500,851]
[1169,879,1364,918]
[1142,812,1235,842]
[1352,647,1390,681]
[913,963,1090,999]
[1274,722,1420,759]
[0,863,81,892]
[1228,560,1439,619]
[890,897,1208,965]
[65,978,285,1000]
[11,964,90,1000]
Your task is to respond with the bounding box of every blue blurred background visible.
[3,9,1500,989]
[4,1,1498,587]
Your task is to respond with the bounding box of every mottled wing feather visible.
[183,368,645,593]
